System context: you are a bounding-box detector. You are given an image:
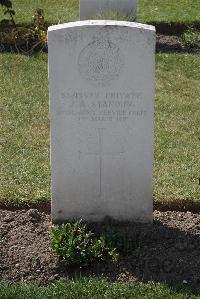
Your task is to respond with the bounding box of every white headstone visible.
[80,0,137,20]
[48,20,155,223]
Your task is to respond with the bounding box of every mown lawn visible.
[0,53,199,204]
[0,0,79,25]
[138,0,200,24]
[0,0,199,25]
[0,53,49,203]
[155,54,200,200]
[1,279,200,299]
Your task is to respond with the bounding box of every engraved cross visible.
[79,128,125,197]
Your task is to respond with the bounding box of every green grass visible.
[0,53,200,204]
[1,279,200,299]
[0,0,79,25]
[181,28,200,47]
[138,0,200,25]
[154,54,200,200]
[0,0,199,25]
[0,53,50,203]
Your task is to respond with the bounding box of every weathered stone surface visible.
[48,21,156,223]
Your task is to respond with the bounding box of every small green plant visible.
[29,8,47,53]
[51,220,118,266]
[32,8,47,44]
[180,27,200,48]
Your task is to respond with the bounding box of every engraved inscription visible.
[79,128,125,197]
[57,90,146,122]
[78,39,124,86]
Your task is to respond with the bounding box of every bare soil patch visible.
[156,34,200,53]
[0,24,199,54]
[0,209,200,286]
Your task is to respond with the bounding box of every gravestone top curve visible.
[48,20,155,32]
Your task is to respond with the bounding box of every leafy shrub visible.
[51,220,118,266]
[180,27,200,48]
[0,8,47,54]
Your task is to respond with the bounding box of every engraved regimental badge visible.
[78,39,124,86]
